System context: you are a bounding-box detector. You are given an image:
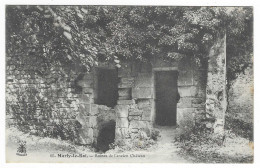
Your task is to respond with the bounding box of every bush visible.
[7,87,82,143]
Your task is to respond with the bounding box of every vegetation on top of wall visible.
[6,6,252,82]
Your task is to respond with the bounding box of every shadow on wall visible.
[96,120,116,152]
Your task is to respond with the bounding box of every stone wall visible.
[6,55,113,145]
[115,62,153,144]
[114,58,207,142]
[6,53,207,146]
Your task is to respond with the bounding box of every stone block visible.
[130,128,139,133]
[118,88,131,97]
[177,108,195,128]
[118,96,131,100]
[142,107,152,121]
[115,105,129,118]
[115,127,129,139]
[88,116,97,128]
[132,87,153,98]
[136,99,152,109]
[118,82,134,88]
[116,118,129,128]
[192,98,204,104]
[178,86,197,97]
[192,104,205,108]
[117,100,134,105]
[90,104,99,115]
[82,87,93,94]
[177,98,192,108]
[77,79,93,88]
[79,94,92,104]
[178,70,193,86]
[128,116,141,121]
[78,104,91,114]
[78,127,94,145]
[120,77,135,83]
[134,73,152,87]
[129,108,142,116]
[129,120,150,129]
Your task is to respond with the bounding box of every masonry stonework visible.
[206,35,227,134]
[6,37,226,145]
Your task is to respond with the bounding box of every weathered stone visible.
[132,87,153,98]
[142,107,152,120]
[129,108,142,116]
[78,94,92,104]
[118,88,131,97]
[116,118,129,128]
[90,104,99,115]
[117,100,134,105]
[78,104,91,114]
[92,128,99,138]
[118,82,134,88]
[213,119,225,134]
[115,127,130,139]
[178,70,193,86]
[128,115,141,121]
[115,105,129,118]
[82,87,93,94]
[78,127,94,144]
[136,99,151,109]
[129,120,150,129]
[192,98,204,104]
[177,108,195,128]
[177,98,192,108]
[120,77,135,83]
[89,116,98,128]
[192,103,205,108]
[77,79,93,88]
[118,96,131,100]
[130,128,139,133]
[134,73,152,87]
[206,35,227,134]
[178,86,197,97]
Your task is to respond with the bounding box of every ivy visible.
[6,6,253,81]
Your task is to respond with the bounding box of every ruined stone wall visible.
[6,54,111,145]
[115,58,207,143]
[115,62,153,144]
[206,35,227,134]
[176,59,207,129]
[6,53,207,146]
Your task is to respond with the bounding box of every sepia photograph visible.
[5,4,254,163]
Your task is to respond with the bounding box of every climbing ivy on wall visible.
[6,6,253,80]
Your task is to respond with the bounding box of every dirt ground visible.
[6,127,192,163]
[6,126,252,163]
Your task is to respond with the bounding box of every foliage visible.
[6,6,253,81]
[225,115,253,141]
[8,86,82,143]
[175,127,253,163]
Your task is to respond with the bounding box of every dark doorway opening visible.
[155,71,178,126]
[96,68,118,107]
[96,120,116,152]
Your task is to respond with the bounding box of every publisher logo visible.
[16,141,27,156]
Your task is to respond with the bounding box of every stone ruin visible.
[6,35,227,150]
